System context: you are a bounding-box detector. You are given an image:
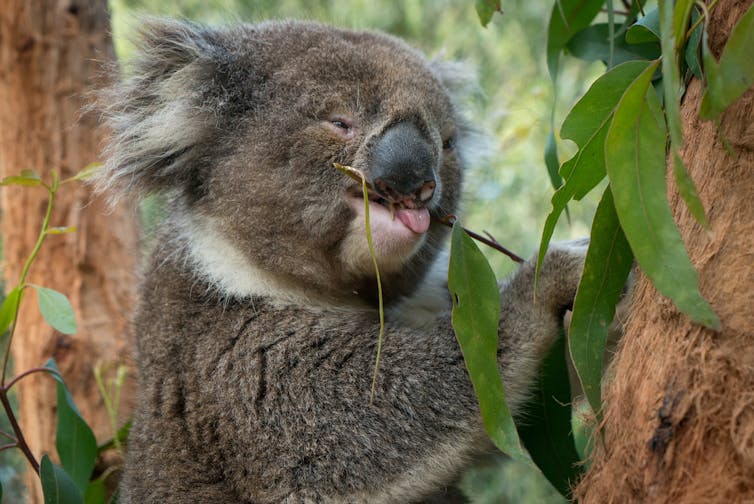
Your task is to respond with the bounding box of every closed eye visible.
[324,116,357,140]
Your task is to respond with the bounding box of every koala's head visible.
[99,19,480,307]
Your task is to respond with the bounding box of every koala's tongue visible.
[395,207,431,234]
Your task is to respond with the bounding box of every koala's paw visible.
[536,239,589,314]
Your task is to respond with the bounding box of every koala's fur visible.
[98,18,587,503]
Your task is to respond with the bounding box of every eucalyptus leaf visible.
[46,359,98,495]
[684,10,703,80]
[544,130,563,190]
[700,2,754,119]
[567,23,659,65]
[448,222,528,462]
[84,478,106,504]
[659,0,708,228]
[538,61,651,273]
[34,286,77,335]
[475,0,501,27]
[569,187,633,415]
[0,286,21,335]
[41,455,84,504]
[546,0,604,81]
[626,7,660,44]
[517,334,583,498]
[606,60,720,329]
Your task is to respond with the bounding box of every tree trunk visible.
[575,0,754,501]
[0,1,136,501]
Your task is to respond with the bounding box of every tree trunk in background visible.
[0,1,136,501]
[575,0,754,501]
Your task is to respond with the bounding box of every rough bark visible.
[575,0,754,501]
[0,1,136,501]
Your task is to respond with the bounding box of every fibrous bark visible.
[575,0,754,501]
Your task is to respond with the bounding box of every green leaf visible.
[84,478,106,504]
[626,7,660,44]
[567,24,660,65]
[0,286,21,335]
[64,163,102,184]
[606,60,720,329]
[700,2,754,119]
[672,151,708,228]
[475,0,501,27]
[518,334,583,498]
[546,0,605,81]
[448,222,528,462]
[659,0,709,228]
[569,187,633,415]
[46,360,98,495]
[544,130,563,190]
[47,226,77,235]
[538,61,652,272]
[34,286,77,335]
[1,173,42,187]
[684,9,704,80]
[41,455,84,504]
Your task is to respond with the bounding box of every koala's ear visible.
[430,60,490,169]
[96,18,230,200]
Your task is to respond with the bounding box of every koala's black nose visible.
[370,122,437,206]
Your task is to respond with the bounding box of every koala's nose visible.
[370,122,437,206]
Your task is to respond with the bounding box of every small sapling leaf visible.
[46,359,97,495]
[34,286,77,334]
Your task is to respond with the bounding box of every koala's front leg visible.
[496,241,587,411]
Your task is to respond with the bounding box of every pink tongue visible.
[395,208,431,234]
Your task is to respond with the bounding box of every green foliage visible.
[0,167,116,504]
[475,0,501,27]
[700,2,754,119]
[546,0,604,81]
[35,287,77,335]
[569,187,632,414]
[605,60,719,328]
[517,335,583,498]
[46,360,98,495]
[41,455,83,504]
[538,60,651,274]
[449,223,528,462]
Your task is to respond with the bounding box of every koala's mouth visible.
[346,188,431,235]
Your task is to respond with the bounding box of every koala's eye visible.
[332,119,351,130]
[443,137,456,151]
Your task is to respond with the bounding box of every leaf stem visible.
[1,183,57,386]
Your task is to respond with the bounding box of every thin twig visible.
[0,430,16,442]
[439,216,525,264]
[0,443,18,452]
[5,366,56,391]
[0,390,38,473]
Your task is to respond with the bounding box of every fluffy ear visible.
[430,60,490,170]
[96,18,231,200]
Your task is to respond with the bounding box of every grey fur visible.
[98,18,587,503]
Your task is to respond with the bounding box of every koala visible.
[97,18,586,504]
